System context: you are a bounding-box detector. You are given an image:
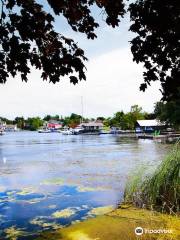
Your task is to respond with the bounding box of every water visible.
[0,131,170,239]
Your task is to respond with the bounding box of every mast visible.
[81,96,84,124]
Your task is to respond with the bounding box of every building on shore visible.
[135,119,166,133]
[72,121,104,135]
[46,120,63,130]
[5,124,18,132]
[78,121,104,131]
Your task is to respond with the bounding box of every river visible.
[0,131,170,239]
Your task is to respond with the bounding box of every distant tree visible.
[96,117,105,122]
[121,105,145,130]
[144,113,156,120]
[110,111,125,129]
[63,113,82,127]
[130,105,144,120]
[43,114,60,121]
[54,115,60,121]
[154,98,180,129]
[103,117,111,127]
[25,117,43,130]
[43,115,51,121]
[0,1,179,101]
[0,116,13,124]
[14,116,25,129]
[107,106,146,130]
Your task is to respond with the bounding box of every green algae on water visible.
[4,226,27,240]
[88,205,114,216]
[30,217,62,230]
[41,178,64,186]
[52,208,76,218]
[77,186,107,192]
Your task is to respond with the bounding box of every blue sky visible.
[0,1,162,119]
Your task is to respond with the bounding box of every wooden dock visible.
[138,133,180,143]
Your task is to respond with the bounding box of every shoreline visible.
[36,204,180,240]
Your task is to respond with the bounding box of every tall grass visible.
[124,141,180,214]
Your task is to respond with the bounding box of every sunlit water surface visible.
[0,132,170,239]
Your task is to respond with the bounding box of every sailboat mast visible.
[81,96,84,124]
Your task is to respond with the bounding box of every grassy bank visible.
[124,141,180,214]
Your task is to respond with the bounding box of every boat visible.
[73,128,101,135]
[61,129,74,135]
[38,128,51,133]
[0,131,5,135]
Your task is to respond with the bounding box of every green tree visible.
[126,105,146,130]
[0,117,13,125]
[103,117,111,127]
[129,0,180,101]
[0,0,124,84]
[63,113,82,128]
[154,99,180,129]
[0,1,179,101]
[14,117,25,129]
[109,111,125,129]
[96,117,105,122]
[43,115,51,121]
[25,117,43,130]
[43,114,60,121]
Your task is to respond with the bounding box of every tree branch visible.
[0,0,4,25]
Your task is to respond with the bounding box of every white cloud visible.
[0,47,161,119]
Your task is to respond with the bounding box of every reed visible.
[124,141,180,214]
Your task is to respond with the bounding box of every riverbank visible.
[36,143,180,240]
[36,204,179,240]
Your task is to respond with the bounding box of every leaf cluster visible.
[0,0,125,84]
[129,0,180,101]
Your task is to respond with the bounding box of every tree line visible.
[1,103,179,131]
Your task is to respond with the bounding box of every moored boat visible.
[38,128,51,133]
[61,129,74,135]
[0,130,5,135]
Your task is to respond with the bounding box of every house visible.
[135,119,166,133]
[79,121,104,131]
[46,120,62,130]
[5,124,18,132]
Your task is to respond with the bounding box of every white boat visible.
[61,129,74,135]
[38,128,51,133]
[73,126,84,134]
[0,131,5,135]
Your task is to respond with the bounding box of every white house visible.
[136,119,166,133]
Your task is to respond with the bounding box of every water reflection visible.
[0,132,170,239]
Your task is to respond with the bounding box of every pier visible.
[138,133,180,143]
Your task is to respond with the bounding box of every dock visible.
[138,133,180,143]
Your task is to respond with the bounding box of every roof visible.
[5,124,17,128]
[79,122,103,127]
[48,120,62,125]
[136,119,165,127]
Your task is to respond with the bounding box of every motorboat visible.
[0,131,5,135]
[38,128,51,133]
[61,129,74,135]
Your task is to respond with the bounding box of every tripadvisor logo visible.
[135,227,173,236]
[135,227,143,236]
